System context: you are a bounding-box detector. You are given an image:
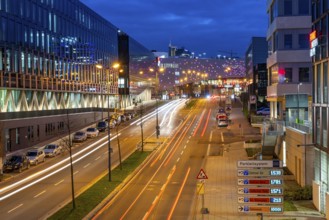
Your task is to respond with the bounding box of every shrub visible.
[284,185,312,201]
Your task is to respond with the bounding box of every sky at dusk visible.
[80,0,267,58]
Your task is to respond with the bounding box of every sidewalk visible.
[193,105,326,220]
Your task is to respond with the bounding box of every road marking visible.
[73,171,79,175]
[167,167,191,219]
[54,179,64,186]
[84,163,91,168]
[201,109,212,137]
[95,156,101,161]
[207,131,213,156]
[181,151,184,155]
[177,158,180,163]
[34,190,46,198]
[184,145,187,149]
[152,196,159,204]
[8,204,23,213]
[221,132,224,142]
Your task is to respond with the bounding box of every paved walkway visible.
[193,100,326,220]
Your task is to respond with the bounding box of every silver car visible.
[86,127,99,138]
[26,148,46,165]
[73,131,87,142]
[44,144,63,157]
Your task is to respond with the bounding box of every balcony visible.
[267,83,312,99]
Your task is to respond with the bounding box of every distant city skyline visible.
[80,0,267,58]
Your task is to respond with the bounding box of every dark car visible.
[97,121,108,132]
[3,155,30,173]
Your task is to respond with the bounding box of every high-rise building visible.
[245,37,268,110]
[311,0,329,215]
[0,0,154,160]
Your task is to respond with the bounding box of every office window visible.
[317,64,322,103]
[323,108,327,148]
[298,34,309,49]
[284,0,293,16]
[299,67,309,82]
[285,68,292,82]
[298,0,308,15]
[284,34,293,49]
[324,62,328,103]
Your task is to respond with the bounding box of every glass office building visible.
[0,0,154,153]
[311,0,329,215]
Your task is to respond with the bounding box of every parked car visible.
[3,155,30,173]
[216,113,227,120]
[218,118,229,127]
[26,148,46,165]
[109,119,116,129]
[86,127,99,138]
[44,144,63,157]
[120,114,127,122]
[257,108,270,115]
[97,121,108,132]
[111,114,121,125]
[73,131,88,142]
[124,113,132,120]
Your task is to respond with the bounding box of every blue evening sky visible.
[80,0,267,58]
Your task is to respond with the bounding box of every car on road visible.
[216,113,227,120]
[26,148,46,165]
[124,113,132,120]
[86,127,99,138]
[218,118,229,127]
[3,155,30,173]
[73,131,88,142]
[218,108,225,114]
[97,121,108,132]
[44,144,63,157]
[120,114,127,122]
[256,108,270,115]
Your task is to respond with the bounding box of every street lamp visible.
[107,62,120,181]
[96,64,103,120]
[297,83,302,123]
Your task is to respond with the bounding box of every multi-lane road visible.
[92,97,240,219]
[0,97,246,220]
[0,99,187,219]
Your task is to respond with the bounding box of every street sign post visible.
[236,160,284,218]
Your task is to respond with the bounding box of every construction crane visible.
[217,50,238,59]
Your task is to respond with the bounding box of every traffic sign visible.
[237,160,282,168]
[196,182,205,195]
[196,169,208,180]
[237,205,283,213]
[237,169,283,177]
[238,196,283,204]
[237,179,283,185]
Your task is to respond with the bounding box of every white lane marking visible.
[207,131,213,156]
[186,140,190,143]
[73,171,79,175]
[83,163,91,168]
[95,156,101,161]
[221,132,224,142]
[8,204,23,213]
[181,151,184,155]
[152,196,159,204]
[184,145,187,149]
[177,158,180,163]
[34,190,46,198]
[54,180,64,186]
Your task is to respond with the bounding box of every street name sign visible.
[237,205,283,213]
[238,187,283,195]
[238,196,283,204]
[237,160,282,168]
[237,169,283,177]
[238,179,283,185]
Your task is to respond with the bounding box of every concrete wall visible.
[285,127,313,186]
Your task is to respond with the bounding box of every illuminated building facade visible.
[0,0,154,155]
[311,0,329,215]
[266,0,312,122]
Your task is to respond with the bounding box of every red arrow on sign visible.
[197,169,208,179]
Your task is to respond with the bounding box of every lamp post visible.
[297,83,302,123]
[96,64,103,120]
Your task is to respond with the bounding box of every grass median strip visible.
[49,151,150,220]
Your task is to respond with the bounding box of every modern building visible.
[266,0,313,122]
[311,0,329,216]
[245,37,268,111]
[0,0,154,167]
[265,0,314,191]
[158,57,246,98]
